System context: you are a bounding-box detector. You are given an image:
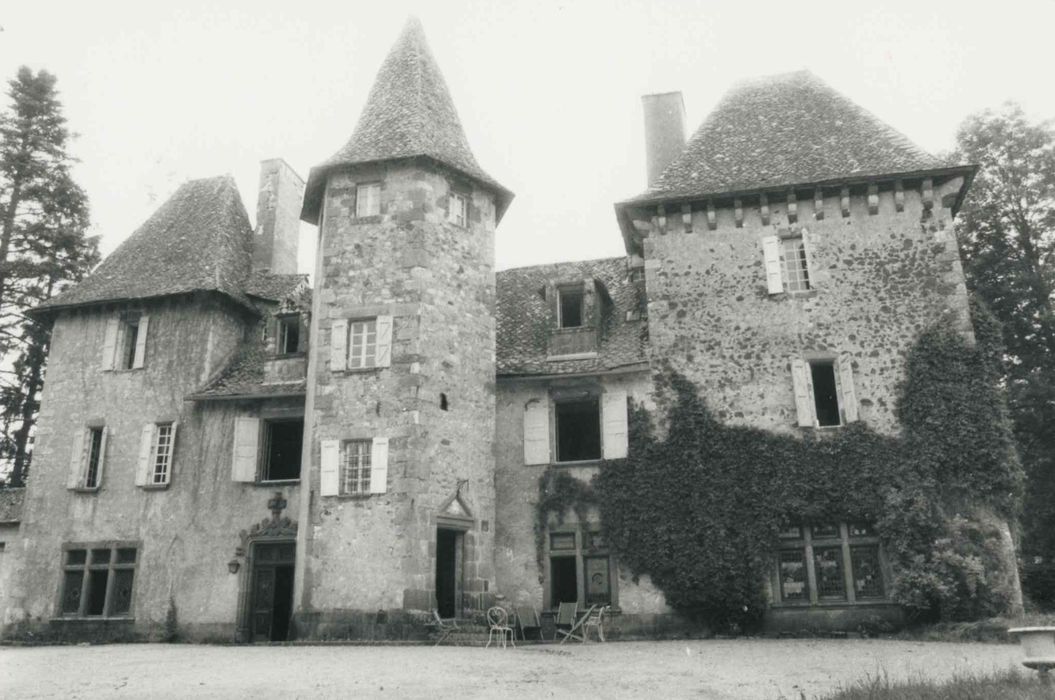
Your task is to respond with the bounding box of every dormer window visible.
[355,183,381,218]
[277,314,300,355]
[558,287,584,329]
[448,192,468,227]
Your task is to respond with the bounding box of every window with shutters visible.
[277,314,300,355]
[774,523,887,606]
[763,232,813,295]
[102,312,149,371]
[59,544,137,618]
[262,420,303,482]
[348,319,377,369]
[151,423,174,485]
[69,426,107,491]
[331,315,392,372]
[341,439,372,495]
[448,191,468,227]
[790,355,859,428]
[355,182,381,217]
[810,361,841,427]
[545,526,616,610]
[555,398,601,462]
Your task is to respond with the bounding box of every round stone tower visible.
[293,18,513,635]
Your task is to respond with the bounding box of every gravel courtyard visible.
[0,639,1025,699]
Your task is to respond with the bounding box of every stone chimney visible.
[642,92,686,187]
[253,158,305,274]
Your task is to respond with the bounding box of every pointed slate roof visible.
[623,70,964,205]
[301,17,512,224]
[36,176,255,314]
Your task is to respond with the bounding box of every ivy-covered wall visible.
[535,307,1024,630]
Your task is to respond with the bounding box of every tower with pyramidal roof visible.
[293,17,513,631]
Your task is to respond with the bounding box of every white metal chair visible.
[486,606,516,648]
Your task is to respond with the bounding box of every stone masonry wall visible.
[299,161,497,625]
[641,179,971,436]
[3,296,303,642]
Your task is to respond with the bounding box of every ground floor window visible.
[546,526,614,609]
[60,544,137,618]
[775,523,886,605]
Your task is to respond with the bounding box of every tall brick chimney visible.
[253,158,305,274]
[642,92,686,187]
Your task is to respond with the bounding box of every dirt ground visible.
[0,638,1026,699]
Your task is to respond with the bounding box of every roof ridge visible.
[498,255,628,274]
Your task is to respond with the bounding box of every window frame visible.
[553,396,602,464]
[448,191,468,227]
[340,438,373,496]
[809,360,842,428]
[57,542,138,619]
[276,313,301,356]
[260,418,304,483]
[543,525,617,611]
[150,422,175,486]
[557,286,585,329]
[347,318,378,370]
[779,235,811,293]
[773,523,887,607]
[355,182,382,218]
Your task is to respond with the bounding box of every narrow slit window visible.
[780,236,810,292]
[440,393,449,411]
[84,427,105,489]
[119,313,142,369]
[809,361,841,427]
[558,288,584,329]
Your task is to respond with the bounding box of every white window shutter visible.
[67,428,85,489]
[523,399,550,465]
[101,317,119,370]
[231,416,260,482]
[132,315,149,368]
[370,437,389,494]
[375,315,393,368]
[762,236,783,294]
[135,423,154,486]
[601,389,629,459]
[95,427,109,487]
[802,229,817,289]
[790,358,817,428]
[320,439,340,496]
[331,319,348,372]
[838,354,859,423]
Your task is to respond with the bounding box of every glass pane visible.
[549,533,576,551]
[61,570,84,613]
[66,549,87,566]
[90,548,112,565]
[851,545,885,599]
[116,548,137,564]
[585,557,610,605]
[778,525,803,540]
[779,550,808,601]
[110,569,135,615]
[86,569,109,615]
[849,522,876,538]
[85,429,104,488]
[811,524,840,539]
[813,547,847,600]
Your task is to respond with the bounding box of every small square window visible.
[558,287,584,329]
[277,315,300,355]
[780,236,810,292]
[262,420,303,481]
[555,398,601,462]
[449,192,468,227]
[341,439,372,495]
[348,319,377,369]
[356,183,381,218]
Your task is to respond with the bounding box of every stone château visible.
[0,18,1006,641]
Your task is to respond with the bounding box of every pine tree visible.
[0,67,98,487]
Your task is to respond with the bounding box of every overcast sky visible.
[1,0,1053,275]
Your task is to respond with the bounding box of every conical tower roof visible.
[301,18,512,224]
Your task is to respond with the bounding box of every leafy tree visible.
[0,67,98,487]
[953,103,1055,566]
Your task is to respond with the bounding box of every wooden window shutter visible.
[320,439,340,496]
[762,236,783,294]
[601,388,629,459]
[67,428,86,489]
[790,357,817,428]
[95,427,109,487]
[370,437,389,494]
[101,317,119,370]
[135,423,154,487]
[375,315,393,368]
[802,229,817,289]
[231,416,260,482]
[132,315,149,368]
[523,399,550,465]
[330,319,348,372]
[838,354,859,423]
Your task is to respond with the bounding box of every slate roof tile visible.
[189,340,306,400]
[626,70,953,204]
[245,271,308,302]
[301,17,512,224]
[496,257,648,376]
[37,176,255,313]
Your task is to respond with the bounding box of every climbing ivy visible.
[539,304,1024,630]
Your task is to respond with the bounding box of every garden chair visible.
[582,605,609,642]
[553,601,578,641]
[485,606,516,648]
[427,609,460,646]
[558,604,596,644]
[515,606,542,641]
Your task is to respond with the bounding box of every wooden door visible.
[249,541,295,642]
